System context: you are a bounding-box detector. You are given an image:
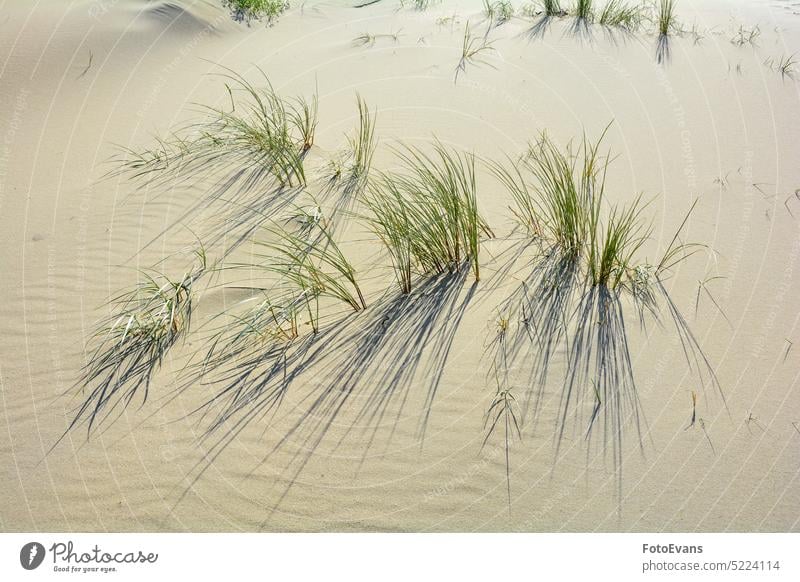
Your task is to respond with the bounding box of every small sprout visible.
[768,54,797,78]
[730,24,760,46]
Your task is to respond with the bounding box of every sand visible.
[0,0,799,532]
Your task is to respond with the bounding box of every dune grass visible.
[348,95,377,186]
[491,128,699,293]
[401,0,437,9]
[257,220,367,315]
[598,0,644,30]
[574,0,594,20]
[730,24,760,47]
[70,263,204,436]
[517,131,605,258]
[288,92,318,153]
[455,21,496,82]
[482,388,521,513]
[117,71,315,189]
[542,0,565,16]
[657,0,677,36]
[226,0,289,23]
[352,31,402,47]
[483,0,515,24]
[364,143,492,293]
[587,195,650,288]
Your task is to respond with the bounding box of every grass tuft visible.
[587,194,650,288]
[598,0,643,30]
[70,263,204,436]
[492,127,700,293]
[116,69,315,188]
[543,0,565,16]
[226,0,289,23]
[346,95,377,190]
[363,142,492,292]
[400,0,438,9]
[777,54,797,79]
[483,0,515,24]
[657,0,677,36]
[574,0,594,20]
[257,219,367,316]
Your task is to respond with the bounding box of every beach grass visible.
[116,70,313,188]
[598,0,643,30]
[587,195,650,289]
[258,220,367,314]
[657,0,677,36]
[491,128,702,294]
[364,142,492,292]
[574,0,594,20]
[455,21,496,82]
[288,91,318,152]
[401,0,437,9]
[227,0,289,23]
[483,0,515,24]
[70,264,203,436]
[347,95,377,188]
[352,31,401,47]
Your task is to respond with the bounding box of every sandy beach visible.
[1,0,799,532]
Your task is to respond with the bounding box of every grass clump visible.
[491,128,681,292]
[587,195,649,288]
[542,0,566,16]
[598,0,643,30]
[118,71,317,189]
[730,24,760,47]
[776,54,797,79]
[657,0,677,36]
[70,263,204,436]
[363,143,492,293]
[226,0,289,23]
[493,132,605,259]
[258,219,367,318]
[484,0,515,24]
[574,0,594,20]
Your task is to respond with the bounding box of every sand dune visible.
[0,0,798,532]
